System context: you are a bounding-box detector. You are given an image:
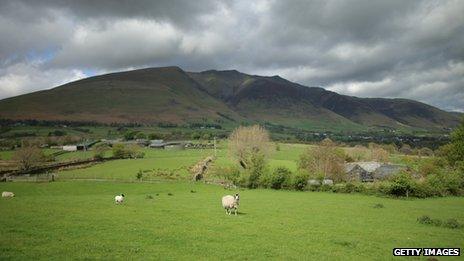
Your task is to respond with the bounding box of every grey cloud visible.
[0,0,463,112]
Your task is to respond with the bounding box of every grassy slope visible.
[0,67,243,124]
[0,181,462,260]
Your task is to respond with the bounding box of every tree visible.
[135,132,146,140]
[298,138,346,182]
[13,146,46,171]
[229,125,272,188]
[441,118,464,166]
[112,144,145,159]
[148,133,163,140]
[93,143,109,160]
[228,125,271,170]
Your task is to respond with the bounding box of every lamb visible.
[2,191,15,198]
[114,194,125,204]
[221,193,239,215]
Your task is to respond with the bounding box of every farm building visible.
[62,140,98,151]
[149,140,192,149]
[149,140,166,148]
[345,162,405,182]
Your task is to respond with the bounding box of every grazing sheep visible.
[114,194,125,204]
[2,191,15,198]
[221,193,239,215]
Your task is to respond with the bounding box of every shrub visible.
[123,130,139,140]
[245,152,268,188]
[413,181,435,198]
[148,133,163,140]
[417,215,433,225]
[441,118,464,166]
[209,166,241,185]
[135,132,146,139]
[93,143,108,160]
[136,169,143,180]
[291,171,309,191]
[191,132,201,140]
[388,171,416,197]
[417,215,446,227]
[426,170,464,196]
[443,218,462,229]
[262,167,292,189]
[112,144,145,159]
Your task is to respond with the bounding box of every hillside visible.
[0,67,244,125]
[0,66,460,132]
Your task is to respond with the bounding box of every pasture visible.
[1,181,463,260]
[1,143,463,260]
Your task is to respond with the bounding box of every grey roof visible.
[345,161,383,172]
[345,161,406,181]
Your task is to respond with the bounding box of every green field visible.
[1,181,463,260]
[1,143,463,260]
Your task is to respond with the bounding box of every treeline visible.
[212,124,464,198]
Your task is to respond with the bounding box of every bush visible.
[148,133,163,140]
[412,181,435,198]
[417,215,433,225]
[291,171,309,191]
[210,166,241,185]
[262,167,292,189]
[417,216,462,229]
[441,118,464,166]
[123,130,139,140]
[112,144,145,159]
[426,170,464,196]
[135,132,146,139]
[93,143,108,160]
[136,169,143,180]
[48,130,67,136]
[443,218,462,229]
[388,171,416,197]
[245,152,268,188]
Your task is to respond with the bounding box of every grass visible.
[0,181,462,260]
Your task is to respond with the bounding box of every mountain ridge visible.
[0,66,460,132]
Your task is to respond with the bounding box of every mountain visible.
[0,66,460,132]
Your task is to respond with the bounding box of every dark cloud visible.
[0,0,463,112]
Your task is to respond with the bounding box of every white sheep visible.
[2,191,15,198]
[114,194,125,204]
[221,193,239,215]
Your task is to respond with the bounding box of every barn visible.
[345,161,405,182]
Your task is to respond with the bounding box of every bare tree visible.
[299,138,346,182]
[228,125,271,169]
[12,146,46,171]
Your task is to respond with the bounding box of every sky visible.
[0,0,463,112]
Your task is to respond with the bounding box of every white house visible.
[62,145,78,151]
